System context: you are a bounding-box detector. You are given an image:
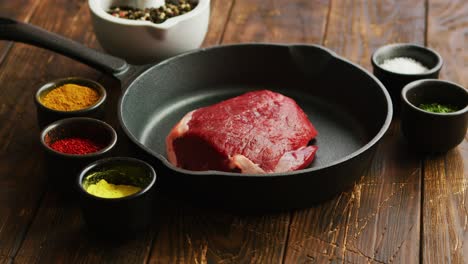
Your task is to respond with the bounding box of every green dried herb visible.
[108,0,198,24]
[419,103,459,113]
[83,166,152,189]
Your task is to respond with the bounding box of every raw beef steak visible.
[166,90,318,174]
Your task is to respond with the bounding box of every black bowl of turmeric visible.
[77,157,156,237]
[35,77,106,128]
[401,79,468,153]
[40,117,117,188]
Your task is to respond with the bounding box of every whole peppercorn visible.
[108,0,198,24]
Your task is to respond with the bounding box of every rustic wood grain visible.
[0,257,8,264]
[150,202,290,263]
[222,0,329,44]
[427,0,467,88]
[323,0,426,65]
[15,190,156,263]
[422,142,468,264]
[0,0,101,260]
[423,1,468,263]
[285,123,422,263]
[283,0,426,262]
[201,0,236,47]
[0,0,464,263]
[0,0,41,64]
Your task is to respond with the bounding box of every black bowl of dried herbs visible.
[401,79,468,153]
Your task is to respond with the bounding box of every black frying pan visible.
[0,18,392,209]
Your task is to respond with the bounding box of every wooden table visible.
[0,0,466,263]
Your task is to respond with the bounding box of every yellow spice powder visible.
[86,179,142,199]
[41,83,100,111]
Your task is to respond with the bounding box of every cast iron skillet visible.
[0,18,392,209]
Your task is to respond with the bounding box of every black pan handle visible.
[0,17,129,77]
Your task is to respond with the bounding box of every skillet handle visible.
[0,17,129,77]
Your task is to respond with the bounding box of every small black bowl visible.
[371,43,443,115]
[77,157,157,237]
[401,79,468,153]
[35,77,107,128]
[40,117,117,188]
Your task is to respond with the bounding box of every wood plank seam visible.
[143,226,158,264]
[218,0,237,44]
[420,158,425,264]
[280,211,295,264]
[444,154,466,260]
[0,0,42,66]
[8,164,49,262]
[424,0,429,46]
[423,0,467,263]
[322,0,333,46]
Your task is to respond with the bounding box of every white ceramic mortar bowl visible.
[88,0,210,64]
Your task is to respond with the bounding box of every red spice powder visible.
[49,137,104,155]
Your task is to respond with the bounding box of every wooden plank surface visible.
[149,204,291,263]
[0,0,103,261]
[201,0,235,46]
[222,0,329,44]
[1,0,111,262]
[283,0,425,263]
[423,0,468,263]
[0,0,465,263]
[0,0,41,63]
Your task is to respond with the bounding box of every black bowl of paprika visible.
[40,117,117,190]
[35,77,107,128]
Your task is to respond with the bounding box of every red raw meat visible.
[166,90,318,174]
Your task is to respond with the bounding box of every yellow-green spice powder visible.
[86,179,141,198]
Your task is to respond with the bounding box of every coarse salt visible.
[379,57,429,74]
